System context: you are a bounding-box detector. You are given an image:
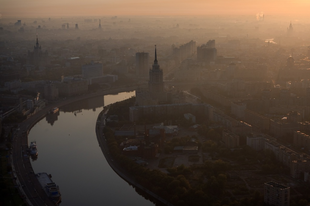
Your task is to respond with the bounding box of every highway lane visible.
[11,84,140,206]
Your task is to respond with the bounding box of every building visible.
[27,36,49,69]
[56,77,88,97]
[4,80,21,90]
[172,40,196,63]
[294,131,310,151]
[264,182,290,206]
[129,103,212,122]
[44,82,59,101]
[287,22,293,36]
[148,46,164,101]
[82,62,103,79]
[269,118,300,138]
[135,52,149,77]
[222,130,239,148]
[246,133,265,151]
[264,138,310,178]
[245,109,270,131]
[231,101,247,120]
[290,159,310,179]
[197,40,217,64]
[286,56,295,70]
[184,113,196,123]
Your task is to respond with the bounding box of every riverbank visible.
[11,85,140,206]
[95,109,174,206]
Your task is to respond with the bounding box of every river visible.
[28,91,154,206]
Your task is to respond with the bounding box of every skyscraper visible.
[149,46,164,100]
[27,35,49,69]
[287,22,293,36]
[135,52,149,77]
[197,40,217,64]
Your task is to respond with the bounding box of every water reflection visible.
[29,91,153,206]
[46,111,60,126]
[61,96,105,113]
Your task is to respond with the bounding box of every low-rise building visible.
[56,77,88,97]
[222,130,239,148]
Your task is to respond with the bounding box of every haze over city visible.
[1,0,310,206]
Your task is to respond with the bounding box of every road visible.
[11,84,140,206]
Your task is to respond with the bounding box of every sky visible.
[1,0,310,18]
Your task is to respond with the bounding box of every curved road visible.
[11,85,140,206]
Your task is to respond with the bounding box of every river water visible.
[28,91,154,206]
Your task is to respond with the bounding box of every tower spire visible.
[154,45,158,64]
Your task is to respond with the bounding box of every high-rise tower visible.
[149,46,164,100]
[287,22,293,36]
[27,35,49,69]
[136,52,149,77]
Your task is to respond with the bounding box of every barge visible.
[36,172,61,205]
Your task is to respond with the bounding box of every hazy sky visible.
[1,0,310,18]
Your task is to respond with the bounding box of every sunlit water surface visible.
[29,91,154,206]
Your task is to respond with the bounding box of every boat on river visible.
[29,141,38,160]
[36,172,61,205]
[29,141,38,156]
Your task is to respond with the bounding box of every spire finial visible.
[154,45,158,64]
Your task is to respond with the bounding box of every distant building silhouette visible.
[135,52,149,77]
[82,61,103,79]
[287,22,293,36]
[286,56,294,70]
[27,35,49,69]
[14,20,21,26]
[149,46,164,100]
[197,40,217,64]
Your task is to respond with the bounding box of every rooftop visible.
[265,181,289,189]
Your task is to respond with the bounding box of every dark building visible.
[286,56,294,69]
[197,40,217,64]
[27,36,49,69]
[264,182,290,206]
[135,52,149,77]
[148,46,164,100]
[14,20,22,26]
